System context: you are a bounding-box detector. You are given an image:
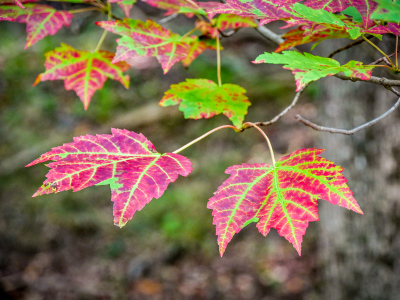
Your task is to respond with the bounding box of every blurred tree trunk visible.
[316,39,400,300]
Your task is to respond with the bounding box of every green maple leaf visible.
[159,79,251,128]
[372,0,400,23]
[254,51,375,91]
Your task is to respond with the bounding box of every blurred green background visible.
[0,2,324,299]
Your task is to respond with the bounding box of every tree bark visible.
[316,40,400,300]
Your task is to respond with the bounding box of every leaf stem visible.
[185,0,200,8]
[172,125,238,154]
[362,34,394,68]
[396,35,399,70]
[195,13,205,21]
[69,7,102,14]
[243,122,276,166]
[93,2,111,53]
[371,65,393,69]
[217,33,222,87]
[181,27,199,40]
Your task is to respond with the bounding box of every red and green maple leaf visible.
[0,0,38,9]
[0,15,12,19]
[34,43,130,110]
[276,20,389,52]
[208,0,298,25]
[303,0,378,28]
[276,25,349,52]
[142,0,220,18]
[181,39,217,67]
[159,79,250,129]
[96,19,214,73]
[215,13,257,30]
[26,128,192,227]
[197,14,257,38]
[0,4,73,48]
[109,0,137,17]
[284,3,385,38]
[254,51,375,91]
[208,148,362,256]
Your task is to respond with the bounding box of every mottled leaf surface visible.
[208,0,297,25]
[181,39,216,66]
[160,79,250,128]
[34,43,130,110]
[197,14,257,38]
[0,15,12,20]
[276,21,389,51]
[254,51,375,90]
[276,25,349,52]
[208,148,362,256]
[96,19,209,73]
[0,4,73,48]
[142,0,220,17]
[286,3,384,38]
[0,0,38,8]
[27,128,192,227]
[371,0,400,22]
[303,0,378,28]
[215,13,257,30]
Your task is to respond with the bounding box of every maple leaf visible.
[34,43,130,110]
[26,128,192,227]
[96,19,212,73]
[253,51,375,91]
[159,79,250,128]
[371,0,400,23]
[215,13,258,30]
[142,0,220,18]
[387,23,400,35]
[276,25,350,52]
[276,20,389,52]
[197,14,257,38]
[208,148,362,256]
[109,0,137,17]
[303,0,378,28]
[0,0,38,9]
[181,39,217,67]
[208,0,298,25]
[0,15,12,20]
[286,3,379,38]
[14,0,23,8]
[0,4,73,48]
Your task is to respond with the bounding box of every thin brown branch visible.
[296,88,400,135]
[328,36,373,58]
[219,28,237,37]
[334,73,400,87]
[255,25,284,45]
[369,51,400,66]
[158,13,179,24]
[242,85,308,130]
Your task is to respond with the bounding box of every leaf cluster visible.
[2,0,398,256]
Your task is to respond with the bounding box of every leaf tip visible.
[219,246,226,257]
[114,223,123,228]
[33,75,41,86]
